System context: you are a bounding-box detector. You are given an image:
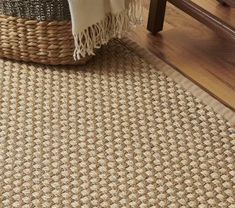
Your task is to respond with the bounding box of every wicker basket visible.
[0,0,91,65]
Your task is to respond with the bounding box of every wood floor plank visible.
[191,0,235,27]
[128,0,235,110]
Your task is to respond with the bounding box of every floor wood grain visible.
[192,0,235,26]
[128,0,235,110]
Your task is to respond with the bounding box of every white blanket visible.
[67,0,142,59]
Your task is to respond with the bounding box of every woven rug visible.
[0,40,235,208]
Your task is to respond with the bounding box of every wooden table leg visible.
[147,0,167,34]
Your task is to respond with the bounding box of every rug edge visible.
[121,37,235,127]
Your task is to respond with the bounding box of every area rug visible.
[0,39,234,208]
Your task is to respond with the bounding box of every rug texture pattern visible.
[0,41,235,208]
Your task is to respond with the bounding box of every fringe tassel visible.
[73,0,143,60]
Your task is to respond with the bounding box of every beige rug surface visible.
[0,40,235,208]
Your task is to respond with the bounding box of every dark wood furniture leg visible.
[147,0,167,34]
[147,0,235,39]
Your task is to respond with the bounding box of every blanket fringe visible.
[73,0,143,60]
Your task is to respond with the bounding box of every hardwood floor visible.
[128,0,235,110]
[191,0,235,27]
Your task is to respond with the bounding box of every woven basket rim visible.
[0,13,91,65]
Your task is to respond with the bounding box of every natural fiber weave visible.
[0,0,71,21]
[0,0,87,65]
[0,41,235,208]
[0,15,91,65]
